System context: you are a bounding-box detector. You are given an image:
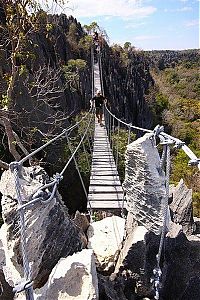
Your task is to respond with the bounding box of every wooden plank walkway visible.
[93,63,101,93]
[88,119,125,210]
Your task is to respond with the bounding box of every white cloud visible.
[185,19,199,27]
[133,34,160,40]
[164,6,192,12]
[68,0,157,19]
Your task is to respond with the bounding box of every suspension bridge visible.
[5,45,200,300]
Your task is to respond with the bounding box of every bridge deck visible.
[88,119,125,210]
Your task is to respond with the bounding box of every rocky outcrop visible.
[33,249,99,300]
[0,166,85,289]
[170,179,194,234]
[123,133,167,234]
[114,213,147,275]
[102,46,153,130]
[87,216,125,272]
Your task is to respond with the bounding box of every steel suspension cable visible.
[127,124,131,145]
[105,104,153,133]
[116,120,120,169]
[10,164,34,300]
[66,134,91,211]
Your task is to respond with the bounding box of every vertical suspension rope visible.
[116,120,120,168]
[108,113,111,143]
[10,164,34,300]
[66,134,91,212]
[112,115,115,152]
[152,143,171,300]
[77,124,90,171]
[91,47,95,97]
[157,144,170,266]
[128,124,131,145]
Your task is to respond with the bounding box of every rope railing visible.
[10,106,95,300]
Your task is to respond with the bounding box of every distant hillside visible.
[146,49,200,216]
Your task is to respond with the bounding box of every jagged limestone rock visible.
[170,179,194,234]
[0,166,84,289]
[123,133,166,234]
[33,249,99,300]
[114,213,147,274]
[87,216,125,272]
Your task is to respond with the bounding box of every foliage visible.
[150,55,200,217]
[155,92,168,113]
[79,35,93,51]
[62,59,87,91]
[63,111,94,179]
[112,128,136,181]
[83,22,99,34]
[124,42,131,50]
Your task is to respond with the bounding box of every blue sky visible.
[66,0,199,50]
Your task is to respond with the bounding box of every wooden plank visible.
[92,159,115,163]
[87,201,126,209]
[91,168,117,172]
[91,169,118,176]
[90,175,120,181]
[89,186,123,193]
[89,180,121,186]
[92,152,113,158]
[88,193,123,200]
[92,161,116,166]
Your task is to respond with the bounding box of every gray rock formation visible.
[0,166,85,290]
[170,179,194,234]
[123,133,167,234]
[114,213,147,275]
[33,249,99,300]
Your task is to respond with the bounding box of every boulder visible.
[0,166,85,289]
[123,133,167,234]
[87,216,125,272]
[33,249,99,300]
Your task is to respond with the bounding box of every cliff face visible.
[102,46,154,131]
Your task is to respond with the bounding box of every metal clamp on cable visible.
[53,173,63,184]
[188,158,200,167]
[150,267,162,300]
[13,280,33,293]
[160,138,174,145]
[153,125,164,137]
[9,161,21,172]
[32,189,45,200]
[174,141,185,149]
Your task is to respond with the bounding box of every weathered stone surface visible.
[73,211,90,233]
[115,221,147,274]
[0,233,14,300]
[87,216,125,272]
[98,274,128,300]
[170,179,194,234]
[123,133,167,234]
[0,166,84,289]
[33,249,99,300]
